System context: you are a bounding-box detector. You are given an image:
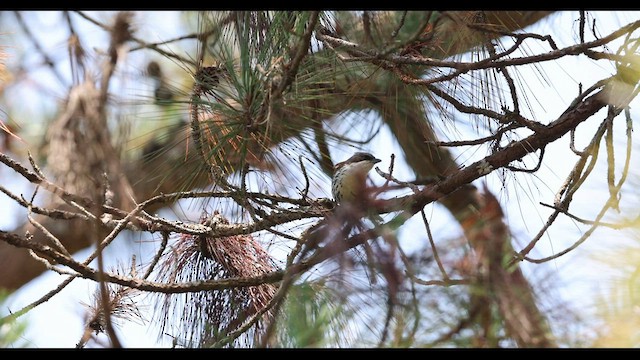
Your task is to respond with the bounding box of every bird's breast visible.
[332,163,374,203]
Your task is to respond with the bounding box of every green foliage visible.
[276,282,357,347]
[0,291,28,348]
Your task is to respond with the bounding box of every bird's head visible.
[335,152,381,174]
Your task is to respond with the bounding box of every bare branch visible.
[142,232,170,280]
[74,11,197,66]
[13,11,68,87]
[421,209,449,281]
[539,202,639,230]
[526,189,620,264]
[390,11,409,38]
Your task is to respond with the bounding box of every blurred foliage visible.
[276,282,357,347]
[0,290,28,348]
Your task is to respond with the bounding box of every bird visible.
[146,60,174,104]
[331,152,384,285]
[331,152,381,205]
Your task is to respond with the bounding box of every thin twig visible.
[526,189,620,264]
[13,11,68,87]
[421,209,449,280]
[390,11,408,38]
[24,185,72,257]
[0,184,84,220]
[412,278,470,286]
[539,202,638,229]
[0,151,95,209]
[377,295,394,347]
[298,155,310,199]
[604,109,617,209]
[142,231,170,280]
[26,206,72,257]
[74,11,197,66]
[3,275,77,322]
[129,29,216,53]
[318,18,640,90]
[430,123,520,147]
[511,118,609,264]
[426,84,538,127]
[382,11,433,56]
[26,249,79,276]
[505,147,545,173]
[374,159,421,195]
[381,153,396,192]
[0,157,327,238]
[569,128,584,156]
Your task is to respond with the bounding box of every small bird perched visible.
[332,152,381,205]
[331,152,383,284]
